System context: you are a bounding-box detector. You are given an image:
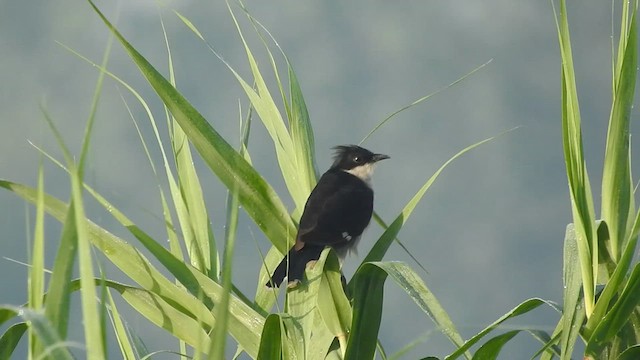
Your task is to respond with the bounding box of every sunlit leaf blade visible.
[585,2,639,340]
[601,1,637,263]
[317,251,352,354]
[87,0,296,255]
[105,288,136,360]
[234,3,318,202]
[288,63,317,203]
[554,0,598,318]
[284,248,332,358]
[70,278,211,351]
[42,198,77,339]
[257,314,283,360]
[209,180,242,359]
[0,322,28,359]
[28,160,45,357]
[0,180,264,358]
[444,298,547,360]
[471,330,520,360]
[116,284,211,351]
[225,2,307,210]
[559,224,584,359]
[70,164,105,360]
[307,311,337,360]
[586,263,640,356]
[158,13,215,276]
[172,114,216,275]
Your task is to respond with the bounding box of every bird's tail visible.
[265,246,324,287]
[266,248,293,288]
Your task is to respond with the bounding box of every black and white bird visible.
[266,145,389,288]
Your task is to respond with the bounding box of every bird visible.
[266,144,389,288]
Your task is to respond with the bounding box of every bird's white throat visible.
[345,163,375,186]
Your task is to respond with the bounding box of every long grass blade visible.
[0,180,266,358]
[105,287,136,360]
[160,14,217,277]
[586,262,640,356]
[559,224,585,359]
[88,0,296,254]
[554,0,598,317]
[28,159,46,357]
[444,298,548,360]
[235,2,319,200]
[257,314,283,360]
[471,330,520,360]
[0,322,28,359]
[359,59,493,144]
[369,261,467,357]
[344,263,387,360]
[601,0,638,263]
[317,251,353,355]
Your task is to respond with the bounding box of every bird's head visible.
[331,145,390,184]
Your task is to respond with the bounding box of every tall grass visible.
[1,0,639,359]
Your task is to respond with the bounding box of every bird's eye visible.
[353,156,360,163]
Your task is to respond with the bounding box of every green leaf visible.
[617,344,640,360]
[284,248,332,358]
[372,262,466,353]
[586,262,640,356]
[0,180,265,358]
[225,2,305,210]
[344,262,387,360]
[257,314,283,360]
[317,251,352,354]
[471,330,520,360]
[444,298,547,360]
[114,283,211,351]
[601,0,637,263]
[105,287,137,360]
[0,305,74,360]
[0,322,28,359]
[28,160,46,357]
[234,4,319,204]
[87,0,296,255]
[559,224,585,359]
[554,0,598,318]
[585,1,639,339]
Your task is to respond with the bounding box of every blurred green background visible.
[0,0,634,358]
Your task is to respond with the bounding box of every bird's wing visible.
[297,170,373,247]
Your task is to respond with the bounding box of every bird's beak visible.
[372,153,390,162]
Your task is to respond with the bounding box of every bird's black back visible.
[296,168,374,251]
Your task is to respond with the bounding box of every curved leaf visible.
[87,0,296,254]
[0,322,28,359]
[0,180,265,358]
[471,330,520,360]
[444,298,547,360]
[257,314,283,360]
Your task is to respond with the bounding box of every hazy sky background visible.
[1,0,637,358]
